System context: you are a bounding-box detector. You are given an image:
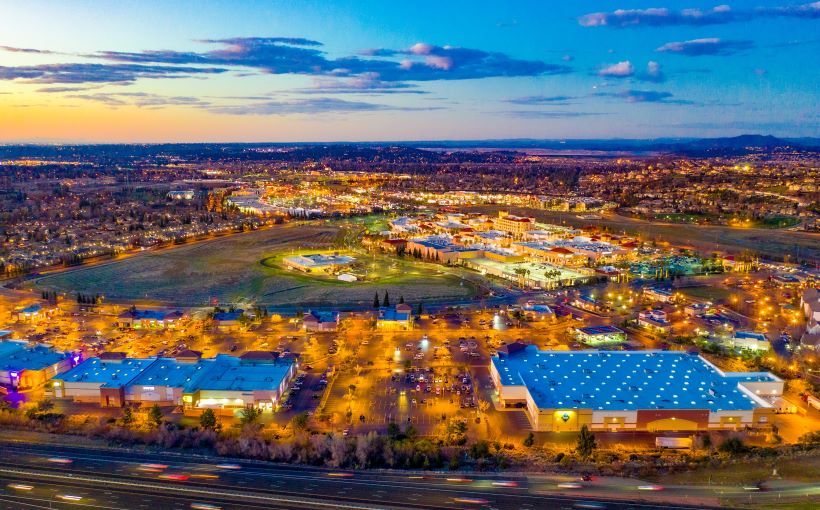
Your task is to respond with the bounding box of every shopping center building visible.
[490,345,782,432]
[53,351,296,411]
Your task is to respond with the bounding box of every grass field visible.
[29,224,478,308]
[680,286,732,302]
[649,455,820,485]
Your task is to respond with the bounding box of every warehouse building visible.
[490,346,782,432]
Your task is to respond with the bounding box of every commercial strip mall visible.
[52,350,296,412]
[491,344,783,432]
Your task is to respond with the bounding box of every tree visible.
[239,406,262,426]
[148,404,164,428]
[373,293,380,309]
[404,423,418,441]
[0,399,13,414]
[199,408,217,429]
[416,301,423,315]
[387,422,401,439]
[576,425,597,459]
[120,406,134,428]
[523,432,535,448]
[469,440,491,460]
[291,412,309,432]
[36,399,54,413]
[399,295,405,304]
[383,291,390,308]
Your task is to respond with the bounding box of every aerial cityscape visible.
[1,1,819,510]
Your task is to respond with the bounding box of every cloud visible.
[579,3,820,28]
[0,63,226,84]
[637,61,666,82]
[505,111,607,119]
[598,61,635,77]
[598,89,693,104]
[1,37,570,91]
[205,97,442,116]
[93,38,571,83]
[656,38,754,56]
[65,91,209,108]
[296,73,427,94]
[1,45,61,55]
[496,19,519,28]
[36,85,102,93]
[504,95,576,105]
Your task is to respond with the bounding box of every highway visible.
[0,440,725,510]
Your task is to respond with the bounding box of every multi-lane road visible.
[0,439,729,510]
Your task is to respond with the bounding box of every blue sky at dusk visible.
[1,0,818,142]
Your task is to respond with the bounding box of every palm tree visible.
[513,267,530,287]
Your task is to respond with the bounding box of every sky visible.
[0,0,818,143]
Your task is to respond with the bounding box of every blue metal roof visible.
[129,357,204,388]
[492,347,776,412]
[57,357,157,388]
[0,341,70,372]
[183,355,293,393]
[577,326,624,335]
[379,308,410,322]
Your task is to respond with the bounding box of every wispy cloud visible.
[93,37,571,83]
[0,37,570,88]
[504,110,607,119]
[295,73,428,94]
[504,95,576,106]
[0,63,226,84]
[65,92,209,108]
[205,97,442,116]
[579,3,820,28]
[598,89,693,104]
[656,38,754,56]
[1,45,62,55]
[36,85,103,93]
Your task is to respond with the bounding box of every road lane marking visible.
[0,468,382,510]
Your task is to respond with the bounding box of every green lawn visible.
[680,286,732,302]
[30,224,478,308]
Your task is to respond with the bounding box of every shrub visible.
[718,437,747,455]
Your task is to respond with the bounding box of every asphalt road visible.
[0,440,724,510]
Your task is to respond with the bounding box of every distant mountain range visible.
[664,134,820,156]
[1,134,818,159]
[402,134,820,156]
